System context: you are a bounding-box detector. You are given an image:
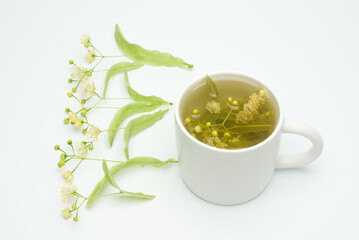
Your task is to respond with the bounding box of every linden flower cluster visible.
[56,33,127,222]
[55,139,95,222]
[236,89,267,124]
[183,88,273,150]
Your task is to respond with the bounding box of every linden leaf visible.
[86,157,178,208]
[205,74,218,97]
[114,24,193,69]
[108,102,160,147]
[103,61,143,97]
[123,110,168,160]
[124,72,171,105]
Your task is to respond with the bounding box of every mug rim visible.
[174,71,284,153]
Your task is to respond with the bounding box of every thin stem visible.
[72,156,125,163]
[71,158,84,174]
[93,192,123,199]
[92,106,121,109]
[100,55,126,58]
[103,97,131,100]
[100,128,124,132]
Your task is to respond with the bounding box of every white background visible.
[0,0,358,239]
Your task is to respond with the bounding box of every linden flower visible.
[81,34,90,48]
[71,66,88,82]
[61,184,77,202]
[85,48,96,64]
[74,118,83,128]
[76,141,87,157]
[68,112,78,123]
[62,207,72,220]
[205,136,228,149]
[61,170,73,184]
[79,80,95,99]
[236,91,266,124]
[206,100,221,114]
[86,124,100,141]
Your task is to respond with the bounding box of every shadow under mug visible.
[174,72,323,205]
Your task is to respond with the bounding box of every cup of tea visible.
[174,72,323,205]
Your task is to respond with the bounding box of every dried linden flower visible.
[194,125,202,133]
[206,100,221,114]
[236,92,266,124]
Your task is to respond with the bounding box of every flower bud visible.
[68,78,73,83]
[89,145,94,151]
[227,97,233,102]
[224,132,231,138]
[192,109,199,115]
[58,160,65,168]
[205,122,211,127]
[211,131,218,137]
[67,140,72,145]
[73,217,79,222]
[81,109,87,117]
[72,88,77,93]
[232,100,238,106]
[69,60,74,64]
[72,204,77,210]
[67,92,73,98]
[64,118,70,125]
[54,145,60,150]
[81,99,86,104]
[86,72,92,76]
[65,108,70,113]
[82,129,87,134]
[60,153,67,160]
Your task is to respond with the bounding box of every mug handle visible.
[276,119,323,169]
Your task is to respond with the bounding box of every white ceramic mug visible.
[174,72,323,205]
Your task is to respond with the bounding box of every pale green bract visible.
[124,72,171,105]
[87,157,178,207]
[206,74,218,97]
[124,109,168,160]
[102,161,118,189]
[108,102,161,147]
[103,61,143,97]
[114,24,193,69]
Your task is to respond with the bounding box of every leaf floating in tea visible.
[115,24,193,69]
[87,157,177,207]
[103,61,144,97]
[124,72,170,105]
[124,109,168,160]
[108,102,161,147]
[205,74,218,97]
